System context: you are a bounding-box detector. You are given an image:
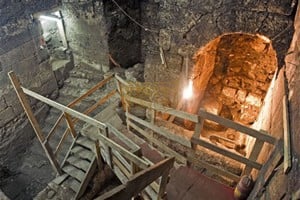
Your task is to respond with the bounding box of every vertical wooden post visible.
[125,103,130,131]
[283,94,291,173]
[242,138,264,175]
[95,140,104,170]
[150,109,155,146]
[64,112,77,139]
[188,116,204,167]
[99,127,112,168]
[157,170,169,200]
[131,149,142,175]
[115,78,126,110]
[8,71,62,175]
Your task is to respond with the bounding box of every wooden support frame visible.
[8,71,62,175]
[16,82,148,170]
[283,94,291,174]
[64,112,77,138]
[95,157,174,200]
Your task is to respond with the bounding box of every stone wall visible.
[61,0,110,71]
[142,0,296,84]
[0,0,59,165]
[61,0,141,71]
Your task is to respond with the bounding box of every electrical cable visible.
[111,0,159,33]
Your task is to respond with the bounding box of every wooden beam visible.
[283,94,291,174]
[107,123,140,152]
[68,73,114,108]
[46,113,64,141]
[95,140,104,170]
[126,95,198,123]
[128,121,187,164]
[186,149,240,182]
[8,71,62,175]
[95,157,174,200]
[127,112,191,148]
[21,86,107,130]
[191,117,204,150]
[115,74,130,87]
[21,85,149,169]
[191,137,262,170]
[198,110,277,144]
[64,113,77,138]
[242,138,264,175]
[54,128,69,156]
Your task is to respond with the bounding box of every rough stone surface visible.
[142,0,295,84]
[0,0,59,172]
[61,0,109,70]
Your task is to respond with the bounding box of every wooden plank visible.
[77,89,117,119]
[76,136,95,151]
[95,140,104,170]
[63,165,85,182]
[283,95,291,174]
[8,71,62,175]
[186,149,240,182]
[64,177,81,193]
[68,73,114,108]
[157,170,169,200]
[95,157,174,200]
[46,113,64,141]
[126,95,198,123]
[191,117,204,150]
[191,137,261,170]
[127,112,191,148]
[21,87,107,130]
[64,113,77,138]
[75,158,97,199]
[107,123,140,152]
[248,141,283,199]
[20,86,149,168]
[71,146,94,161]
[101,127,113,168]
[54,128,70,156]
[115,74,130,87]
[52,173,69,185]
[113,165,129,184]
[67,156,91,172]
[128,121,187,165]
[113,156,131,178]
[168,99,184,123]
[242,138,264,175]
[61,135,78,168]
[112,150,132,171]
[198,110,276,144]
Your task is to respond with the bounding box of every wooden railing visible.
[9,71,171,199]
[115,75,278,183]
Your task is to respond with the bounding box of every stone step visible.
[70,146,94,162]
[66,156,91,172]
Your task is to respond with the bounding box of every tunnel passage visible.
[184,33,277,154]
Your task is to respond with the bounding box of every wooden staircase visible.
[53,134,97,199]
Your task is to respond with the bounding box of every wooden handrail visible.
[68,73,114,108]
[95,157,174,200]
[125,95,276,145]
[126,95,199,123]
[21,86,149,169]
[198,110,276,144]
[72,89,117,125]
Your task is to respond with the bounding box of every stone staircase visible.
[40,63,107,163]
[53,134,97,199]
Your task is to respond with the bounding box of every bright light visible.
[183,79,193,99]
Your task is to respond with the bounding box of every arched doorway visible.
[183,33,277,155]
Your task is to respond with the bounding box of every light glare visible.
[183,80,193,99]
